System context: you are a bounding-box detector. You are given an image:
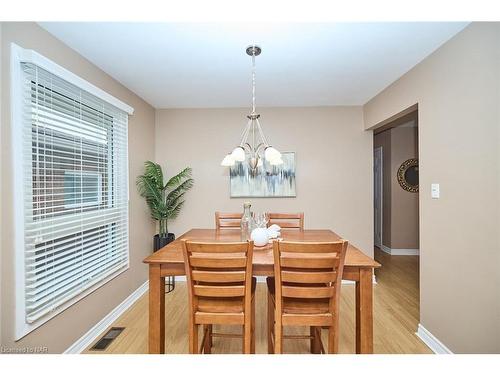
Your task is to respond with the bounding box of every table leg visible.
[149,264,165,354]
[355,268,374,354]
[310,327,321,354]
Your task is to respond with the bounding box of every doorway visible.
[374,147,383,247]
[372,109,421,334]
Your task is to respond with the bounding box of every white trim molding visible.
[416,324,453,354]
[64,281,149,354]
[11,43,134,114]
[381,244,419,256]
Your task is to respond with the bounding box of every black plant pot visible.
[153,233,176,293]
[153,233,176,251]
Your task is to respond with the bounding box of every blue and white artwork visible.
[230,152,296,197]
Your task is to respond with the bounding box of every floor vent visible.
[90,327,125,351]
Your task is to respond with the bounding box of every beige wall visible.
[155,106,373,258]
[389,124,419,249]
[364,23,500,353]
[0,22,156,352]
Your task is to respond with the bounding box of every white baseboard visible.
[64,280,149,354]
[380,244,392,254]
[416,324,453,354]
[381,244,419,256]
[342,280,355,285]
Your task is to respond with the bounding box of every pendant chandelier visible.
[221,45,282,169]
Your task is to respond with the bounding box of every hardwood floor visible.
[84,247,431,354]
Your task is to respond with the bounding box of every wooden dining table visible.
[143,228,381,354]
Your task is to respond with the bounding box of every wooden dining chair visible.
[182,239,256,354]
[267,239,348,354]
[215,212,243,230]
[268,212,304,230]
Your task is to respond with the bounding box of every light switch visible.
[431,183,440,199]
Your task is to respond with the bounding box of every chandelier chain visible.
[252,51,256,114]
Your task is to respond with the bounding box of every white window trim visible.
[13,44,134,115]
[11,43,133,340]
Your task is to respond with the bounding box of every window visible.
[12,45,133,338]
[63,171,102,208]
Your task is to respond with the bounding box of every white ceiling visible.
[39,22,468,109]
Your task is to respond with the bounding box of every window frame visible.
[11,43,133,340]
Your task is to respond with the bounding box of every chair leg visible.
[203,325,212,354]
[267,292,274,354]
[310,326,315,353]
[243,311,252,354]
[328,325,338,354]
[274,320,283,354]
[208,324,213,349]
[189,322,199,354]
[242,325,251,354]
[310,326,321,354]
[251,297,256,354]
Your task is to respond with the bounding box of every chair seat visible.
[266,277,330,314]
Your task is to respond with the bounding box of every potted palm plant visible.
[136,161,194,252]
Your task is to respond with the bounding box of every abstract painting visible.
[230,152,296,197]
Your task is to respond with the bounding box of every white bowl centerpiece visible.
[250,227,270,247]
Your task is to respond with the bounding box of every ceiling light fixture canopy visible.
[221,45,282,169]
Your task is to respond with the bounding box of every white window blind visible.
[20,62,129,323]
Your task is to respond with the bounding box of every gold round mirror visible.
[397,158,419,193]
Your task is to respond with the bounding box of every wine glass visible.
[251,212,261,228]
[262,212,269,228]
[252,212,269,228]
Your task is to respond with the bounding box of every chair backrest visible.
[182,240,254,316]
[272,240,348,317]
[268,212,304,230]
[215,212,243,230]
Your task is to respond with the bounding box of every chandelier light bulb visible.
[269,156,284,166]
[274,149,282,160]
[231,146,246,162]
[264,146,280,161]
[221,153,235,167]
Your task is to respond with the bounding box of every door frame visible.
[374,146,383,248]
